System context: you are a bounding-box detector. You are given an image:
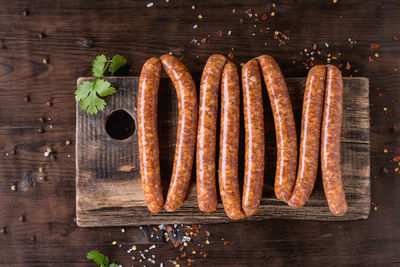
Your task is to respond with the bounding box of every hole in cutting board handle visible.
[105,109,135,140]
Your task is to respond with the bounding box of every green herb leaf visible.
[76,54,125,114]
[75,80,94,101]
[80,89,106,114]
[92,55,108,78]
[87,251,106,265]
[108,264,118,267]
[109,55,127,76]
[95,79,116,97]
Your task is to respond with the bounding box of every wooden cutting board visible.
[76,76,370,227]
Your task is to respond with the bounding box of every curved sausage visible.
[321,65,348,216]
[138,57,164,213]
[257,55,297,202]
[288,65,326,208]
[241,59,265,216]
[160,54,198,212]
[219,62,246,220]
[197,54,226,212]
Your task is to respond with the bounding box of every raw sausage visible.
[160,54,198,212]
[241,59,265,216]
[288,65,326,208]
[197,54,226,212]
[321,65,348,216]
[257,55,297,202]
[138,57,164,213]
[219,61,245,220]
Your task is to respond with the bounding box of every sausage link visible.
[321,65,348,216]
[219,62,245,220]
[197,54,226,212]
[160,54,198,212]
[288,65,326,208]
[138,57,164,213]
[257,55,297,202]
[241,59,265,216]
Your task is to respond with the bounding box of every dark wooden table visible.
[0,0,399,266]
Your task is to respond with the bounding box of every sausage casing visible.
[219,62,245,220]
[138,57,164,213]
[241,59,265,216]
[257,55,297,202]
[288,65,326,208]
[160,54,198,212]
[321,65,348,216]
[197,54,226,212]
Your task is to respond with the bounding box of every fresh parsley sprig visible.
[87,250,119,267]
[75,55,127,114]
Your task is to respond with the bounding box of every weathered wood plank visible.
[76,77,370,227]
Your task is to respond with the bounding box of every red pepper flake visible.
[205,230,210,237]
[393,156,400,162]
[368,56,374,62]
[203,253,207,258]
[167,225,172,232]
[173,242,180,248]
[224,241,228,246]
[378,93,385,96]
[261,13,267,20]
[239,18,244,24]
[181,252,187,258]
[345,61,351,70]
[179,245,185,251]
[354,69,359,73]
[193,232,198,237]
[393,35,399,40]
[370,43,380,51]
[228,52,234,59]
[153,226,159,232]
[373,175,379,180]
[201,38,207,43]
[176,256,180,261]
[313,43,317,50]
[218,30,223,38]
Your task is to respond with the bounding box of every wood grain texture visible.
[0,0,399,266]
[76,77,370,227]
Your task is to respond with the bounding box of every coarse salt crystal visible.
[147,2,154,7]
[149,245,156,250]
[227,30,232,35]
[151,260,155,264]
[192,5,195,10]
[193,24,198,29]
[325,42,329,47]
